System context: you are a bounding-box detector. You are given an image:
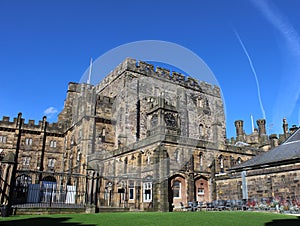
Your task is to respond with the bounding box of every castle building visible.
[0,58,296,212]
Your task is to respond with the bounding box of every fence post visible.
[49,183,53,207]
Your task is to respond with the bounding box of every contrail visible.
[233,29,266,119]
[251,0,300,127]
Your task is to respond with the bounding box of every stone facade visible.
[0,58,295,212]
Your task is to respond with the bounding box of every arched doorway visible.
[15,174,32,204]
[41,176,57,203]
[194,176,209,203]
[169,174,186,209]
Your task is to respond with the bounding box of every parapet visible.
[96,58,221,97]
[0,115,65,134]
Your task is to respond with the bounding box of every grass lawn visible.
[0,211,299,226]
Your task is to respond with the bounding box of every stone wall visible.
[215,163,300,201]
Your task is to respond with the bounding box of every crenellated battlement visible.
[96,58,221,97]
[0,115,65,133]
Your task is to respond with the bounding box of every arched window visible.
[199,124,204,137]
[173,180,181,198]
[175,149,181,163]
[219,155,224,173]
[199,152,203,169]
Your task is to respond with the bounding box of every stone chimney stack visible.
[283,118,288,139]
[256,119,266,137]
[234,120,244,138]
[269,134,279,148]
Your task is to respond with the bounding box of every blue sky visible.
[1,0,300,139]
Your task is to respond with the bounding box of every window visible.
[173,180,181,198]
[48,158,56,169]
[143,182,152,202]
[100,128,106,142]
[146,152,151,165]
[0,136,7,143]
[199,153,203,168]
[50,140,57,148]
[25,138,32,146]
[219,155,224,173]
[175,149,181,163]
[198,188,205,195]
[129,181,134,200]
[199,124,204,137]
[22,156,31,166]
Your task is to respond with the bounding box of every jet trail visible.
[233,29,266,120]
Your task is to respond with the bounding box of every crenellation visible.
[96,58,222,98]
[28,120,35,126]
[137,60,155,76]
[199,81,213,95]
[2,116,10,122]
[171,71,185,83]
[156,66,170,78]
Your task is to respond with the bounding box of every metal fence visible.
[10,171,86,209]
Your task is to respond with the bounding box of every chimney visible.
[289,125,298,134]
[283,118,288,139]
[257,119,266,136]
[234,120,244,138]
[269,134,278,148]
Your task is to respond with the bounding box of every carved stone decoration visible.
[164,113,177,127]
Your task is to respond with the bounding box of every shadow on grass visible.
[265,216,300,226]
[0,217,96,226]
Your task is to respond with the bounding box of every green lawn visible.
[0,212,299,226]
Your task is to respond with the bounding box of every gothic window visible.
[199,152,203,169]
[219,155,224,173]
[151,114,158,127]
[99,128,106,142]
[173,180,181,198]
[146,151,151,165]
[175,149,181,163]
[25,138,32,146]
[164,113,177,127]
[199,124,204,137]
